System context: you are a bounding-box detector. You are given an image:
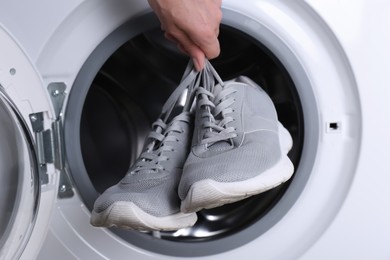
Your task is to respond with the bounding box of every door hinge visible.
[29,82,74,198]
[29,112,53,185]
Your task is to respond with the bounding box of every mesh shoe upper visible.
[91,61,201,229]
[178,72,289,203]
[93,112,193,217]
[178,64,293,212]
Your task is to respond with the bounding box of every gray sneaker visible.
[179,67,294,213]
[91,63,200,231]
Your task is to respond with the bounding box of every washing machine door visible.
[0,91,40,260]
[0,27,42,260]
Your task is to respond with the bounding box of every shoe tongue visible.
[202,83,232,151]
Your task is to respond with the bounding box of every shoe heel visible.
[278,122,293,153]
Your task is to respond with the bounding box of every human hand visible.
[148,0,222,71]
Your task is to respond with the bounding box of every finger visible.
[165,32,191,57]
[165,32,178,44]
[177,43,189,55]
[178,43,205,71]
[199,38,220,59]
[189,22,222,58]
[191,50,206,71]
[181,41,205,71]
[173,31,205,70]
[170,28,220,59]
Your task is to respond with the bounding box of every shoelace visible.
[130,113,192,174]
[198,62,238,147]
[129,61,201,175]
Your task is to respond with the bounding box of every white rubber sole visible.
[91,201,197,231]
[181,123,294,213]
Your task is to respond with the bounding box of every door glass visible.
[0,90,40,259]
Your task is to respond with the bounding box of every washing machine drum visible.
[62,5,365,256]
[64,14,304,256]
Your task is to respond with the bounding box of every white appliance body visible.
[0,0,389,259]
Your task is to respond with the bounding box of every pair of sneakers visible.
[90,61,294,231]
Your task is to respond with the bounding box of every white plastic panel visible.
[1,0,388,259]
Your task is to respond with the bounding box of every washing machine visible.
[1,0,390,259]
